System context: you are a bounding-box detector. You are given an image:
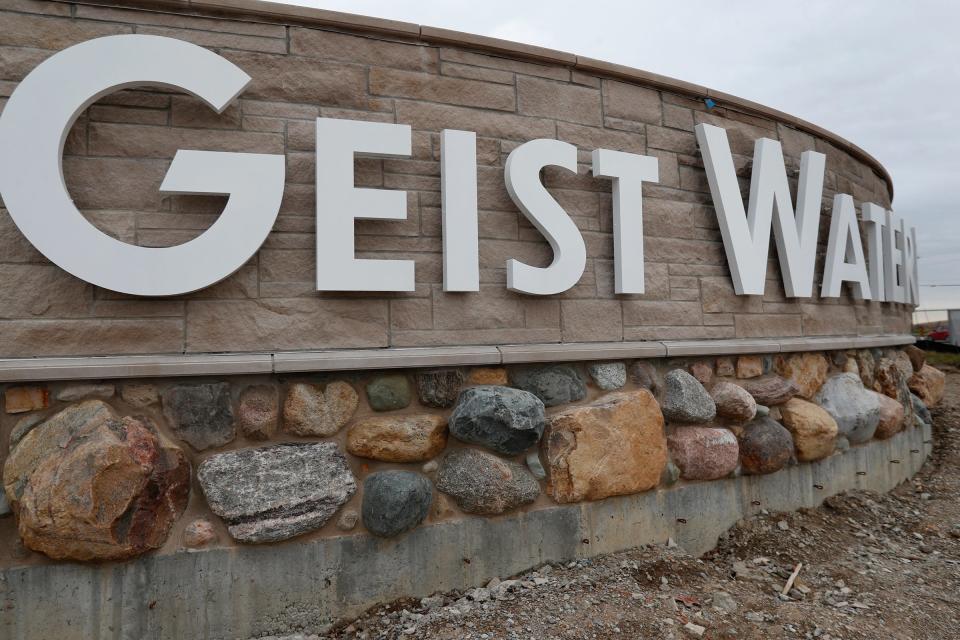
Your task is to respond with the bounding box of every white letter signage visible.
[695,123,826,298]
[504,139,586,295]
[0,35,284,296]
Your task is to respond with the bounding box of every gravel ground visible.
[304,367,960,640]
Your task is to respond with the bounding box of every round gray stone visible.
[366,375,412,412]
[361,471,432,538]
[449,386,546,455]
[814,373,880,445]
[661,369,716,424]
[587,362,627,391]
[162,382,236,451]
[508,365,586,407]
[436,448,539,515]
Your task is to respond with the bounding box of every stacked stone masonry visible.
[0,0,912,359]
[0,345,944,564]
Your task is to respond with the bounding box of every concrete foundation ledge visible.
[0,422,931,640]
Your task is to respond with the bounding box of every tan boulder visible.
[873,391,906,440]
[736,356,763,379]
[774,353,829,399]
[541,390,666,503]
[3,401,189,561]
[283,381,358,436]
[347,414,448,462]
[779,398,838,462]
[909,364,946,407]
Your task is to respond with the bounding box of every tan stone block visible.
[186,299,388,352]
[88,104,168,126]
[556,121,645,155]
[63,157,168,210]
[700,276,762,313]
[736,356,764,379]
[0,319,183,356]
[0,265,91,318]
[735,314,803,338]
[391,327,560,347]
[646,238,725,265]
[523,299,560,328]
[396,100,555,141]
[6,0,71,16]
[0,212,45,262]
[561,300,622,342]
[647,125,697,155]
[75,4,286,37]
[679,165,711,193]
[136,25,286,54]
[663,103,695,132]
[0,45,48,82]
[370,67,515,111]
[291,27,438,72]
[96,90,171,110]
[220,50,369,109]
[4,386,48,414]
[432,288,524,331]
[624,325,736,340]
[542,390,666,503]
[800,303,858,336]
[170,95,241,129]
[440,61,513,84]
[517,76,601,126]
[601,80,661,125]
[390,298,433,331]
[622,300,702,326]
[88,122,283,158]
[439,48,569,81]
[0,12,131,49]
[467,367,508,386]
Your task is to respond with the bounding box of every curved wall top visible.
[0,0,912,377]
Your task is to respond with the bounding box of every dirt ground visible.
[320,368,960,640]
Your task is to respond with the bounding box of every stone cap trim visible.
[91,0,894,199]
[0,334,915,382]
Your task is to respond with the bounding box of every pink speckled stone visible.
[667,427,739,481]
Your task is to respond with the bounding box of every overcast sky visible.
[286,0,959,312]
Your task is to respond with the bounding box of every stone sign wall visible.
[0,0,911,359]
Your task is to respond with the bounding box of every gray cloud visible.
[287,0,960,309]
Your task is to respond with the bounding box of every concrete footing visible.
[0,423,931,640]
